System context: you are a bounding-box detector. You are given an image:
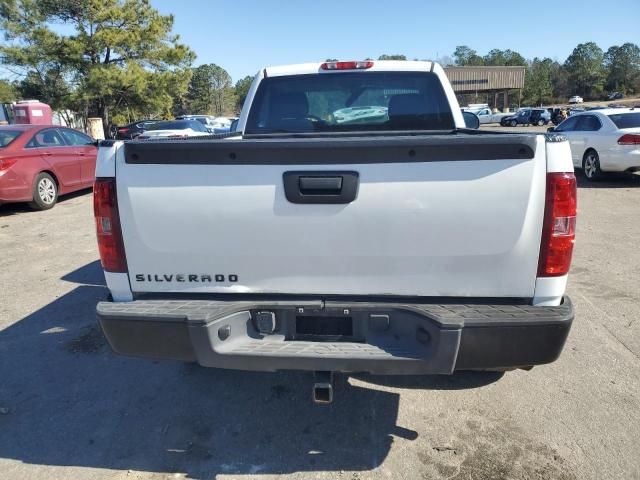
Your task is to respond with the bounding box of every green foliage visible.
[483,49,526,66]
[185,63,233,115]
[234,75,253,111]
[378,54,407,60]
[453,46,484,66]
[564,42,606,99]
[454,47,526,67]
[0,0,195,133]
[604,43,640,94]
[482,49,504,66]
[0,79,17,103]
[522,57,554,105]
[16,69,71,109]
[550,62,570,101]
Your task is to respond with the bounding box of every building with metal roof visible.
[444,66,526,111]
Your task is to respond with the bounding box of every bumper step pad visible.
[97,298,573,374]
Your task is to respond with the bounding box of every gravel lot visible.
[1,150,639,479]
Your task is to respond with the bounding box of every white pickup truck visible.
[467,106,512,125]
[94,61,576,400]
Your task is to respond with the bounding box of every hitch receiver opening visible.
[313,371,334,404]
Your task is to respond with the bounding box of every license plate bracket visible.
[295,315,355,342]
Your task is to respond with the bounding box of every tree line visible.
[333,45,640,106]
[0,0,638,133]
[0,0,251,132]
[356,46,640,105]
[452,43,640,105]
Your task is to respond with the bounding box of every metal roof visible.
[444,66,526,92]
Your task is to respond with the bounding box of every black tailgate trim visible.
[98,297,572,330]
[124,134,537,165]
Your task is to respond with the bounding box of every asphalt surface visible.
[1,147,639,479]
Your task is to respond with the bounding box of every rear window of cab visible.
[246,72,454,134]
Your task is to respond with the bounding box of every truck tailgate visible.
[116,134,546,298]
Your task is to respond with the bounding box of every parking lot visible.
[1,158,639,479]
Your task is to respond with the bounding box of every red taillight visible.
[618,133,640,145]
[0,157,18,172]
[538,172,577,277]
[117,128,128,133]
[320,61,374,70]
[94,178,127,273]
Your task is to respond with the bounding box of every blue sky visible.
[151,0,640,82]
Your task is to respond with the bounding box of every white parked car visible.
[465,107,510,124]
[176,115,220,132]
[551,108,640,180]
[211,116,239,134]
[568,96,584,104]
[136,120,210,139]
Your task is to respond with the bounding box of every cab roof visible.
[263,60,435,77]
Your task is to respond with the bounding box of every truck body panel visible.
[94,61,576,376]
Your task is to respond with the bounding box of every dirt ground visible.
[1,161,639,479]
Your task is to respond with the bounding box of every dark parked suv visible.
[114,120,160,140]
[501,108,551,127]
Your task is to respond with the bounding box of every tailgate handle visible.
[284,171,359,204]
[299,176,342,193]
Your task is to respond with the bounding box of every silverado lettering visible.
[134,274,238,282]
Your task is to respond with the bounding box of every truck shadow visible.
[0,261,501,479]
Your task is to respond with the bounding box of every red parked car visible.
[0,125,97,210]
